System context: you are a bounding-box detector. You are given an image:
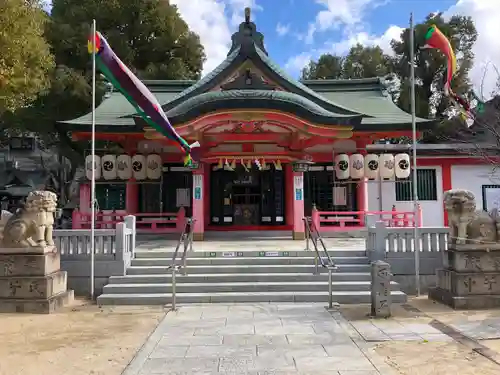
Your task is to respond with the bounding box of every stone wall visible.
[366,222,447,294]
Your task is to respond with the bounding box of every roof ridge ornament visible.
[227,7,268,56]
[245,7,250,23]
[220,68,276,91]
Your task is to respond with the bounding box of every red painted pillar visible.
[357,178,368,226]
[285,164,305,240]
[79,183,91,213]
[192,163,205,241]
[355,140,369,227]
[441,161,452,226]
[203,164,210,228]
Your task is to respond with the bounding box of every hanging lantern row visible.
[214,158,283,171]
[85,154,162,181]
[333,153,411,180]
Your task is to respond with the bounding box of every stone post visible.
[124,215,136,257]
[369,221,387,262]
[371,260,392,318]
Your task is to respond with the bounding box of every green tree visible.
[0,0,54,114]
[2,0,206,164]
[301,54,343,80]
[342,44,392,78]
[301,45,392,80]
[48,0,205,80]
[391,14,477,119]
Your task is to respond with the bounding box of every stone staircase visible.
[97,248,407,305]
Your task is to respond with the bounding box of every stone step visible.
[133,250,367,258]
[108,272,372,284]
[130,256,368,267]
[126,264,370,275]
[102,281,400,294]
[97,290,407,305]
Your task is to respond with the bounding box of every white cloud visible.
[170,0,231,75]
[284,25,403,75]
[171,0,262,76]
[288,0,500,99]
[276,23,290,37]
[444,0,500,98]
[327,25,403,56]
[284,53,312,72]
[298,0,380,44]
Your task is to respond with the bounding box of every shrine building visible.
[61,9,496,240]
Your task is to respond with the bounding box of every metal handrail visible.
[303,217,336,269]
[168,217,195,311]
[303,216,338,309]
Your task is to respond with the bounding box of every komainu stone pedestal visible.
[0,246,74,313]
[429,244,500,309]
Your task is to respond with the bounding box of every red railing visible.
[311,204,422,232]
[72,207,186,233]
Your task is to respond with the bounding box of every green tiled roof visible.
[301,78,431,125]
[61,16,434,131]
[318,89,429,125]
[164,47,241,108]
[254,47,360,115]
[163,89,360,120]
[63,90,182,126]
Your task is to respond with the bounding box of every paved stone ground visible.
[449,319,500,340]
[122,304,393,375]
[349,320,454,342]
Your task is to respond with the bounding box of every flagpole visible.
[409,13,421,296]
[90,19,96,300]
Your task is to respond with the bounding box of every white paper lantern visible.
[146,154,162,179]
[132,154,147,180]
[101,154,117,180]
[395,153,411,179]
[379,154,395,179]
[349,153,364,180]
[85,154,101,180]
[335,154,350,180]
[117,155,132,180]
[364,154,379,180]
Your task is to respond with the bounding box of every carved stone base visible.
[429,287,500,310]
[0,248,73,313]
[450,243,500,252]
[0,290,74,313]
[0,271,68,299]
[435,269,500,295]
[445,248,500,272]
[0,245,57,255]
[0,251,60,277]
[430,245,500,309]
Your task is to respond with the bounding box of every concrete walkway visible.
[122,304,393,375]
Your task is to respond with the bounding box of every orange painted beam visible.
[203,133,286,143]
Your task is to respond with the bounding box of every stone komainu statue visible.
[0,190,57,248]
[0,210,13,242]
[444,189,500,245]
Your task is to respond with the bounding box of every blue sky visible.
[172,0,497,96]
[263,0,458,70]
[238,0,458,73]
